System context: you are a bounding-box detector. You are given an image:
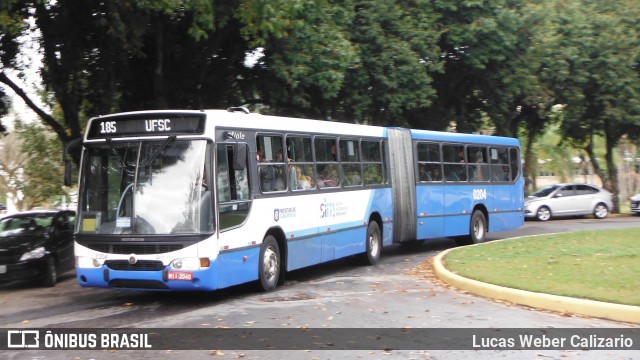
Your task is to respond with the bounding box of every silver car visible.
[524,183,613,221]
[631,193,640,215]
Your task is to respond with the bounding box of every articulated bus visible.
[70,108,523,292]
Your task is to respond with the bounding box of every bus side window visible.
[362,140,384,185]
[217,143,251,231]
[490,147,510,182]
[416,142,441,183]
[468,146,488,182]
[442,144,467,182]
[257,134,286,192]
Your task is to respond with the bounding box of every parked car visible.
[631,193,640,215]
[524,183,613,221]
[0,210,76,287]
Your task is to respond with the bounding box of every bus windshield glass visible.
[78,139,213,235]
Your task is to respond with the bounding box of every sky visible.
[2,16,44,131]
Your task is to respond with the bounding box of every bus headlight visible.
[170,257,210,270]
[76,256,104,268]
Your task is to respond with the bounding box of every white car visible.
[524,183,613,221]
[631,193,640,215]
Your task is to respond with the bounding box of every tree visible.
[339,0,442,126]
[543,0,640,212]
[14,120,68,209]
[237,0,444,126]
[0,0,243,165]
[0,132,28,210]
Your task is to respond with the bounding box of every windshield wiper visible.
[106,138,127,169]
[143,136,176,167]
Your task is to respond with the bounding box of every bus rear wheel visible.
[363,221,381,266]
[258,235,281,292]
[455,210,487,245]
[469,210,487,244]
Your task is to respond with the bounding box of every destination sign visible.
[86,113,206,139]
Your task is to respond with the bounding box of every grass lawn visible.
[443,229,640,306]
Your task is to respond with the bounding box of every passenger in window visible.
[288,165,299,189]
[419,165,431,182]
[298,172,312,189]
[274,170,286,191]
[431,166,441,181]
[350,172,362,186]
[320,166,338,187]
[501,166,510,181]
[364,166,382,184]
[263,168,276,191]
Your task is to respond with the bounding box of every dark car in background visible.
[524,183,613,221]
[0,210,76,287]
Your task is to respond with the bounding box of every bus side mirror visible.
[63,138,81,187]
[64,160,73,186]
[233,143,247,171]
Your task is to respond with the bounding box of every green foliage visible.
[14,120,68,209]
[339,0,442,126]
[238,0,359,116]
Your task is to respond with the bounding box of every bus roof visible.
[409,128,520,146]
[86,109,520,146]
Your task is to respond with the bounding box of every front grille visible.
[84,243,183,255]
[104,260,165,271]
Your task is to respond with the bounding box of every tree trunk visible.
[523,126,537,194]
[605,128,620,214]
[584,135,607,186]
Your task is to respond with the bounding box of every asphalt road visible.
[1,216,639,359]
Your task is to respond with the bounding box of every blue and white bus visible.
[70,108,523,292]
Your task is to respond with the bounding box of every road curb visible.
[433,247,640,325]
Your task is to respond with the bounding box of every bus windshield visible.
[78,139,213,235]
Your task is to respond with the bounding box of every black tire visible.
[42,257,57,287]
[258,235,281,292]
[593,203,609,219]
[536,206,552,221]
[363,221,381,266]
[453,210,487,246]
[469,210,487,244]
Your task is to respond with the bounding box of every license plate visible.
[167,271,192,281]
[0,265,6,274]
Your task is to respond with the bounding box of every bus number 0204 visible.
[100,121,117,134]
[473,188,487,200]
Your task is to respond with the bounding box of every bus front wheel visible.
[259,235,281,292]
[363,221,381,266]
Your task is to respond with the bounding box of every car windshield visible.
[0,214,54,234]
[77,139,213,235]
[530,185,560,198]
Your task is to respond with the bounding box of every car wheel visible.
[42,257,57,287]
[258,235,281,292]
[593,203,609,219]
[536,206,551,221]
